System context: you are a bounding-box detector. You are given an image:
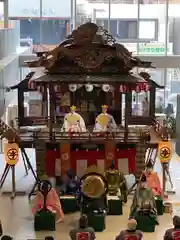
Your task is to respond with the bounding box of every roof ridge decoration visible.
[26,22,154,74]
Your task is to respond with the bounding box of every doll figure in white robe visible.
[93,105,118,132]
[61,105,86,135]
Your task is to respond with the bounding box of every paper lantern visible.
[69,84,77,92]
[85,84,94,92]
[102,84,110,92]
[54,85,61,92]
[143,82,149,92]
[135,84,141,93]
[28,80,36,90]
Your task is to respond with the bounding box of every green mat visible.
[60,196,78,214]
[34,210,56,231]
[87,213,106,232]
[108,199,122,215]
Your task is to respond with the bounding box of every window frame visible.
[96,18,158,42]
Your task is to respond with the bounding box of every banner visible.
[158,141,172,163]
[4,142,19,165]
[105,141,115,169]
[60,143,70,175]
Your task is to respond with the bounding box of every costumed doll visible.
[105,161,128,203]
[32,180,64,223]
[129,174,157,219]
[144,161,162,197]
[61,168,81,195]
[93,105,117,133]
[61,105,86,134]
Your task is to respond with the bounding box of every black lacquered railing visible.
[17,129,142,143]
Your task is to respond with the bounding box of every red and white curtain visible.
[28,80,61,93]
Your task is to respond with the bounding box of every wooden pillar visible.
[60,143,71,176]
[124,92,132,140]
[17,88,24,126]
[105,141,115,170]
[47,83,55,133]
[149,86,155,117]
[114,83,121,124]
[35,141,46,179]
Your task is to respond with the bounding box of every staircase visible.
[146,145,158,167]
[135,143,147,179]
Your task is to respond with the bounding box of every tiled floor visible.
[0,148,180,240]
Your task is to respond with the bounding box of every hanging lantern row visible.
[119,82,149,93]
[28,80,149,93]
[69,84,111,92]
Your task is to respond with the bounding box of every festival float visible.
[5,22,164,196]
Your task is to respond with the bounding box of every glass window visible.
[132,91,150,116]
[110,3,138,53]
[139,20,156,39]
[166,68,180,117]
[137,68,165,114]
[0,2,3,28]
[118,20,137,39]
[138,1,167,55]
[169,3,180,55]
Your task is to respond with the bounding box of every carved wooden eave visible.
[24,22,155,75]
[30,71,143,84]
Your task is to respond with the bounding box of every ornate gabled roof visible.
[25,22,154,75]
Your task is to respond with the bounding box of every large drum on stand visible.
[80,165,108,232]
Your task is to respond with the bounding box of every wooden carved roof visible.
[25,22,154,77]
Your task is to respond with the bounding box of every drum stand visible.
[28,179,40,199]
[0,147,37,199]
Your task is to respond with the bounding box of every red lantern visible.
[119,84,127,93]
[135,84,141,93]
[143,82,149,92]
[28,80,36,90]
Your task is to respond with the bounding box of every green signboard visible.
[139,47,169,54]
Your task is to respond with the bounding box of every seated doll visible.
[144,162,162,197]
[93,105,118,133]
[61,105,86,134]
[129,174,157,219]
[60,169,81,195]
[32,181,64,223]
